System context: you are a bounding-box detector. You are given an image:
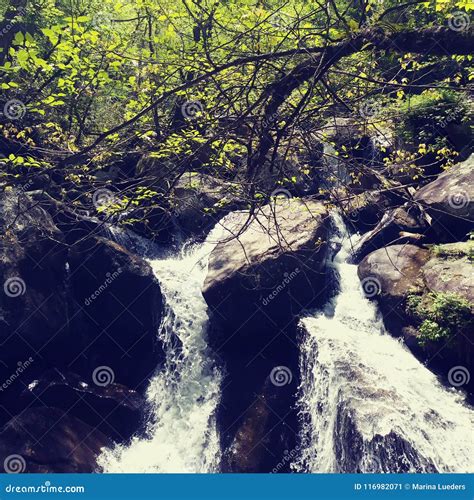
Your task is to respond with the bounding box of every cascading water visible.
[295,214,474,473]
[99,210,472,474]
[98,221,228,473]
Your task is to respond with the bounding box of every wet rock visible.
[19,370,145,442]
[422,242,473,303]
[204,199,329,472]
[340,190,396,233]
[334,406,437,473]
[414,154,474,241]
[136,152,176,180]
[223,377,297,473]
[68,236,163,390]
[28,190,104,245]
[0,407,111,473]
[358,242,474,394]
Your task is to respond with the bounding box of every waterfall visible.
[295,214,474,473]
[98,210,473,474]
[98,221,228,473]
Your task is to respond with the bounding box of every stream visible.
[99,213,474,473]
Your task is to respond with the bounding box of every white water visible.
[98,222,229,473]
[296,214,474,473]
[99,211,473,474]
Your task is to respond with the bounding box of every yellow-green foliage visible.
[407,292,472,345]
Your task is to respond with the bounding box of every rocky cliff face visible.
[0,189,164,472]
[357,156,473,395]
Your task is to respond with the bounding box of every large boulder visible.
[68,236,164,390]
[0,408,110,473]
[357,244,430,323]
[414,154,474,240]
[136,153,175,181]
[203,199,329,472]
[19,370,145,442]
[358,242,473,319]
[358,242,474,394]
[340,189,396,233]
[422,242,473,303]
[223,375,297,473]
[203,199,330,332]
[0,190,69,424]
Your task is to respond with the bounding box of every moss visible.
[418,320,450,343]
[431,241,474,261]
[395,89,470,147]
[406,291,472,346]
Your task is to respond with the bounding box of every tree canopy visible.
[0,0,472,238]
